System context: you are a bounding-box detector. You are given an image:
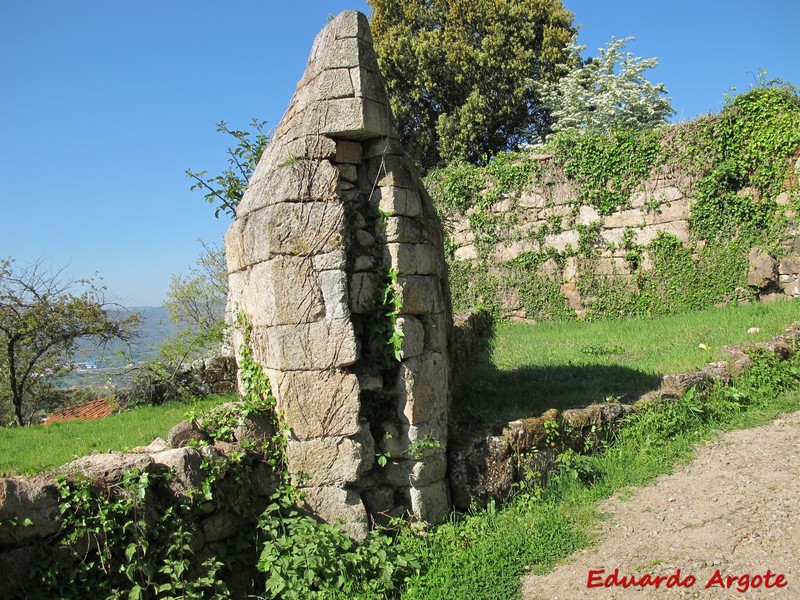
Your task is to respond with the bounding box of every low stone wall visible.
[126,354,238,406]
[748,245,800,302]
[449,322,800,509]
[444,157,800,318]
[177,354,238,395]
[0,410,275,598]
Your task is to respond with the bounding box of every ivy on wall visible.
[16,319,417,599]
[689,80,800,249]
[579,234,751,320]
[550,128,662,215]
[427,81,800,321]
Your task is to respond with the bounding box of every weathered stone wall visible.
[177,355,238,395]
[747,243,800,302]
[225,12,451,536]
[0,413,275,598]
[447,157,800,317]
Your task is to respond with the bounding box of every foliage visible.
[689,162,775,242]
[165,241,228,344]
[11,306,800,598]
[11,313,418,598]
[160,240,228,367]
[428,78,800,320]
[129,242,229,406]
[30,469,230,600]
[231,314,285,465]
[504,252,574,321]
[551,127,662,215]
[399,328,800,599]
[452,301,800,422]
[426,152,543,215]
[355,262,404,378]
[580,233,751,320]
[368,0,575,171]
[232,314,416,598]
[186,118,270,219]
[383,267,404,364]
[719,78,800,197]
[541,37,674,135]
[689,79,800,244]
[446,260,502,315]
[0,258,139,426]
[399,493,586,599]
[425,160,488,214]
[256,488,417,599]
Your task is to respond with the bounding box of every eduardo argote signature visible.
[587,567,788,593]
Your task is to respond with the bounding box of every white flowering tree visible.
[541,37,674,135]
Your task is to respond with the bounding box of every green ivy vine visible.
[550,128,663,215]
[427,80,800,322]
[16,315,418,599]
[689,80,800,248]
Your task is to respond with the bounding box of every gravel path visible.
[522,411,800,599]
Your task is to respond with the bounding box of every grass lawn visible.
[399,336,800,599]
[3,301,800,598]
[455,299,799,425]
[0,394,230,476]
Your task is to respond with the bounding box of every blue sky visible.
[1,1,798,307]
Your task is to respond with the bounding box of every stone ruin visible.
[225,11,451,537]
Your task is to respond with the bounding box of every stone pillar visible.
[225,11,451,537]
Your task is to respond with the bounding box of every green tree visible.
[542,37,674,136]
[368,0,575,171]
[140,118,269,402]
[0,259,139,425]
[140,118,271,400]
[179,119,270,355]
[161,239,228,365]
[186,118,270,219]
[128,242,228,405]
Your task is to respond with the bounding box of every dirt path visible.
[522,411,800,599]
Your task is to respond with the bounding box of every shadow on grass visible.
[451,353,662,428]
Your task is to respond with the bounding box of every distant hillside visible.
[70,306,179,368]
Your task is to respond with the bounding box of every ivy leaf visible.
[125,542,138,563]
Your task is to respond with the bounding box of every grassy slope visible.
[3,302,799,597]
[400,332,800,599]
[456,300,799,424]
[0,394,229,475]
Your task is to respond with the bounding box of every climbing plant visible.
[426,79,800,321]
[17,316,417,599]
[689,79,800,247]
[550,127,663,215]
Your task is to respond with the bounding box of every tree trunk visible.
[13,396,23,426]
[7,341,24,426]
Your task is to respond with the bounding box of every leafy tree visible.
[0,259,139,425]
[542,37,674,136]
[186,118,270,219]
[368,0,575,171]
[140,119,270,401]
[180,119,270,355]
[139,120,268,403]
[162,239,228,364]
[138,119,269,403]
[126,241,228,406]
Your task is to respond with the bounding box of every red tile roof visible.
[43,397,119,425]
